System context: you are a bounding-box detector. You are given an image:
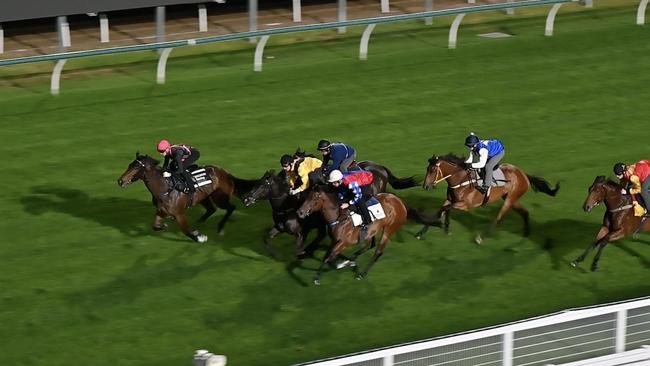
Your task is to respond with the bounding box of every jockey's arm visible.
[629,175,642,194]
[347,182,362,205]
[162,155,171,171]
[465,154,473,164]
[296,160,321,192]
[172,150,185,173]
[470,148,489,169]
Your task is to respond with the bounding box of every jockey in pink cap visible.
[156,139,200,194]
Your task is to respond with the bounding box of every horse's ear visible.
[595,175,606,183]
[136,151,140,158]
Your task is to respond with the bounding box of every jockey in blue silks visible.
[464,133,505,194]
[317,139,357,175]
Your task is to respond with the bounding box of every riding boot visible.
[181,171,196,194]
[356,202,372,242]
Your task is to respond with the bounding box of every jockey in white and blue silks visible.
[464,133,505,194]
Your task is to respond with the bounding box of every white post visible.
[338,0,347,34]
[57,16,71,50]
[0,24,4,54]
[468,0,476,4]
[359,24,376,60]
[253,35,270,71]
[506,0,515,15]
[381,0,390,13]
[616,310,627,353]
[384,354,394,366]
[249,0,258,42]
[638,0,649,25]
[584,0,593,8]
[292,0,302,22]
[157,48,173,84]
[51,59,67,95]
[424,0,433,25]
[503,332,513,366]
[99,14,110,43]
[198,4,208,32]
[545,3,563,36]
[156,6,166,43]
[448,13,465,49]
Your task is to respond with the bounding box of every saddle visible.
[350,197,386,227]
[169,165,212,193]
[473,166,507,188]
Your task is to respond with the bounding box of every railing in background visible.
[291,297,650,366]
[0,0,580,95]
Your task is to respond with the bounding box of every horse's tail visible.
[231,175,260,198]
[406,206,442,226]
[526,174,560,197]
[384,166,419,190]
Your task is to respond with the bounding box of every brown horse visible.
[419,153,559,243]
[571,176,650,271]
[117,153,258,242]
[297,187,408,285]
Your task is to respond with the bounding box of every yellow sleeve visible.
[287,172,297,189]
[296,158,323,192]
[629,175,641,194]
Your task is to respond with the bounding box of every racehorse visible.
[419,153,559,243]
[297,187,408,285]
[242,171,328,258]
[117,153,258,242]
[311,161,419,195]
[571,176,650,271]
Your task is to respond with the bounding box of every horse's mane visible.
[594,175,621,188]
[136,153,160,166]
[294,148,316,159]
[439,153,466,166]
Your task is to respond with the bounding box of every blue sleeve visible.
[348,182,362,204]
[330,146,345,170]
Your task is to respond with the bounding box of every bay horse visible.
[117,153,258,242]
[297,187,408,285]
[242,171,328,259]
[418,153,559,243]
[571,176,650,271]
[311,161,419,195]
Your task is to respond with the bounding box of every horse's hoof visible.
[415,234,423,240]
[349,260,357,268]
[591,265,599,272]
[152,223,168,231]
[218,230,225,237]
[313,279,321,286]
[356,273,365,280]
[336,260,351,270]
[475,234,483,245]
[570,261,579,268]
[196,234,208,243]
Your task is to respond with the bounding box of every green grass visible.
[1,2,650,365]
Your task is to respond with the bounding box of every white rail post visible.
[616,309,627,353]
[424,0,433,25]
[381,0,390,13]
[359,24,376,60]
[51,59,67,95]
[198,4,208,32]
[249,0,258,42]
[448,13,465,49]
[338,0,347,34]
[506,0,515,15]
[468,0,476,4]
[584,0,593,8]
[293,0,302,22]
[384,354,394,366]
[157,48,173,84]
[57,16,71,51]
[0,24,4,54]
[156,6,166,43]
[253,35,270,71]
[99,14,110,43]
[503,331,514,366]
[545,3,563,36]
[638,0,649,25]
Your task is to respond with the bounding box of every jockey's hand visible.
[340,203,350,210]
[621,188,628,195]
[163,171,172,178]
[289,188,300,196]
[463,163,472,170]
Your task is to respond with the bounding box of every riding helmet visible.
[613,162,627,176]
[328,170,343,183]
[317,139,331,151]
[157,139,171,153]
[464,133,480,148]
[280,154,293,167]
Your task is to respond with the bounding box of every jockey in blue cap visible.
[464,133,505,194]
[317,139,357,175]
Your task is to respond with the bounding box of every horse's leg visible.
[152,211,168,231]
[196,197,217,224]
[314,240,349,285]
[571,226,609,267]
[511,201,530,237]
[357,232,391,280]
[263,226,282,258]
[477,196,514,244]
[416,200,451,239]
[590,229,626,272]
[175,213,207,243]
[303,225,327,257]
[213,194,236,236]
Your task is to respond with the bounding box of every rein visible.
[609,204,633,213]
[433,162,473,189]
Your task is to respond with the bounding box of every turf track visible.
[1,2,649,365]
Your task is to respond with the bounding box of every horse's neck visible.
[604,186,629,210]
[142,168,166,196]
[441,162,469,186]
[320,194,342,223]
[269,186,291,211]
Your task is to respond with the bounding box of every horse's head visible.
[117,152,159,187]
[243,170,277,207]
[583,175,613,212]
[423,154,465,190]
[297,187,330,219]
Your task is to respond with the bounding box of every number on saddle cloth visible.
[350,197,386,227]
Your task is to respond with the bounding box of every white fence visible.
[294,297,650,366]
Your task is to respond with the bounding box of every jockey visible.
[157,139,200,194]
[328,169,373,230]
[464,133,505,194]
[280,153,323,195]
[614,160,650,216]
[317,139,357,175]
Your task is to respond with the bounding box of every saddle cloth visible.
[351,197,386,227]
[188,167,212,188]
[476,167,507,187]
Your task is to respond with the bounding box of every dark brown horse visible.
[571,176,650,271]
[297,187,408,285]
[311,161,418,195]
[419,154,559,243]
[117,153,258,242]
